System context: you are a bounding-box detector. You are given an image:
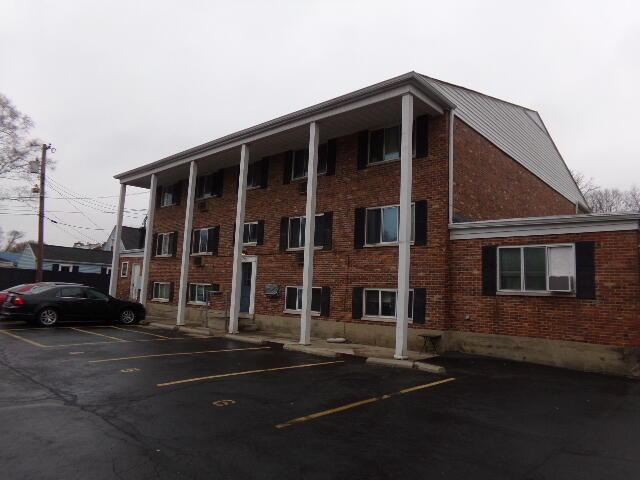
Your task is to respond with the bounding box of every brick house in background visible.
[106,225,145,301]
[112,72,639,376]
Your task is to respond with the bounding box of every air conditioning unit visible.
[548,276,573,292]
[295,251,305,265]
[196,200,208,212]
[193,256,203,267]
[297,182,306,195]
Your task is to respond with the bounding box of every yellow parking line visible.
[157,360,344,388]
[89,346,270,363]
[0,329,47,348]
[275,377,456,429]
[69,327,127,342]
[108,326,170,339]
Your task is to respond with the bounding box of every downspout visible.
[448,109,455,224]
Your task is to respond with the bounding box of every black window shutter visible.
[482,245,497,296]
[212,171,224,197]
[260,157,270,188]
[147,281,154,300]
[171,232,178,256]
[256,220,265,245]
[72,265,79,273]
[575,241,596,299]
[354,208,366,249]
[282,151,293,184]
[326,139,337,176]
[155,186,162,207]
[152,234,158,256]
[191,229,199,254]
[414,200,428,246]
[322,211,333,250]
[52,264,59,272]
[356,130,369,170]
[231,222,236,246]
[415,115,429,158]
[173,181,182,206]
[195,176,203,199]
[413,288,426,324]
[352,287,363,319]
[320,286,331,317]
[279,217,289,251]
[208,227,219,255]
[168,282,174,302]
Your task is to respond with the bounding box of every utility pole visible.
[35,143,53,282]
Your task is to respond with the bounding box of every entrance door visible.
[130,263,141,301]
[240,260,254,314]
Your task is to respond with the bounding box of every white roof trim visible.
[449,213,640,240]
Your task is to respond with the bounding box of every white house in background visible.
[15,243,113,274]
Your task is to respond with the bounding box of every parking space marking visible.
[275,377,456,429]
[157,360,345,388]
[69,327,127,342]
[88,346,270,363]
[0,329,47,348]
[44,337,202,348]
[108,326,170,339]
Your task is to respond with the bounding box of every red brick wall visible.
[449,230,640,347]
[453,118,576,221]
[116,255,143,300]
[148,114,451,330]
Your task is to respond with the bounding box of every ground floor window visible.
[498,244,575,293]
[284,286,321,313]
[188,283,215,304]
[120,261,129,277]
[363,288,413,321]
[153,282,170,301]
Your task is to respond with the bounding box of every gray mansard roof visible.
[421,75,586,208]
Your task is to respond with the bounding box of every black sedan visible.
[1,283,146,327]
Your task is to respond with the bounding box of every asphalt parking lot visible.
[1,321,639,480]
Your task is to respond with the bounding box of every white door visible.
[130,264,142,301]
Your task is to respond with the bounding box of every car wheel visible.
[119,309,138,325]
[38,308,58,327]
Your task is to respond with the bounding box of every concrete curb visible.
[283,344,338,358]
[147,322,214,337]
[224,334,267,345]
[367,356,447,374]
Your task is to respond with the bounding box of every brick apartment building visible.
[112,73,640,376]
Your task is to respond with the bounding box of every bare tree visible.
[0,94,41,182]
[570,170,599,197]
[3,230,26,251]
[623,186,640,212]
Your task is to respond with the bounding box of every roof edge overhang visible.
[449,213,640,240]
[114,72,456,184]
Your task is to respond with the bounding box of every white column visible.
[229,144,249,334]
[300,122,320,345]
[139,173,157,306]
[109,183,126,296]
[395,94,414,359]
[176,160,198,326]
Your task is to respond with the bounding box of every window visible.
[58,287,85,298]
[86,289,108,300]
[121,261,129,277]
[59,264,73,272]
[498,244,575,293]
[192,228,208,254]
[152,282,170,301]
[106,267,112,275]
[369,126,400,164]
[246,162,261,188]
[188,283,215,304]
[288,214,323,250]
[363,288,413,321]
[156,233,173,256]
[195,175,213,199]
[159,185,177,207]
[365,204,415,245]
[243,222,258,245]
[291,146,328,181]
[284,286,321,313]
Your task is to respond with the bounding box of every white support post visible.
[109,183,126,296]
[395,94,414,359]
[300,122,320,345]
[139,173,157,306]
[229,144,249,334]
[176,161,198,326]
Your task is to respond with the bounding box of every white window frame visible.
[497,243,576,295]
[156,232,172,257]
[291,146,328,181]
[362,288,414,322]
[59,264,73,272]
[159,185,176,207]
[105,267,112,275]
[188,283,212,305]
[243,221,259,245]
[120,261,129,277]
[287,213,324,251]
[152,282,170,302]
[191,227,213,255]
[364,203,415,247]
[283,285,321,315]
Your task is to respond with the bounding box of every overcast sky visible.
[1,0,638,246]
